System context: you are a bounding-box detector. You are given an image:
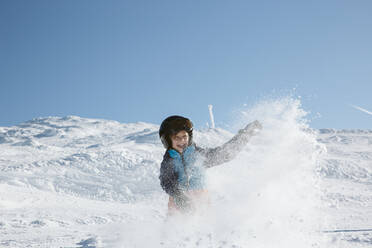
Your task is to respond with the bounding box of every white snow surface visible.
[0,98,371,247]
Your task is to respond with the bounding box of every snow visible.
[0,98,371,247]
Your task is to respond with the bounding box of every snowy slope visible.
[0,116,235,247]
[317,129,372,246]
[0,99,371,247]
[0,116,164,203]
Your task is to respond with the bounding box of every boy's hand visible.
[174,193,193,212]
[240,120,262,135]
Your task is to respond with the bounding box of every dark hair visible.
[159,115,193,149]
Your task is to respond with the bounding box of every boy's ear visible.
[160,135,169,149]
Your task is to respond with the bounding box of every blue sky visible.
[1,0,372,129]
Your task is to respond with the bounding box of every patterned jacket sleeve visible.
[159,153,192,210]
[197,120,262,168]
[159,154,180,197]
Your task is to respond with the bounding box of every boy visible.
[159,115,262,215]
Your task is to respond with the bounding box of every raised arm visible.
[198,120,262,168]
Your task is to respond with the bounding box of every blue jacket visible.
[163,145,206,192]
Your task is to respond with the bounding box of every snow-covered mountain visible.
[1,102,371,247]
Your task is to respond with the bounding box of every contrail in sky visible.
[351,104,372,116]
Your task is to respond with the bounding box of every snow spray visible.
[205,96,326,247]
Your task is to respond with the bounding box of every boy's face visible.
[170,130,189,154]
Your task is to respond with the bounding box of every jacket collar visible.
[168,145,195,159]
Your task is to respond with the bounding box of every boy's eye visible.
[175,136,187,141]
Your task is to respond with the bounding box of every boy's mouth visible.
[176,144,187,150]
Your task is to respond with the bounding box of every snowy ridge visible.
[319,128,372,134]
[0,116,164,203]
